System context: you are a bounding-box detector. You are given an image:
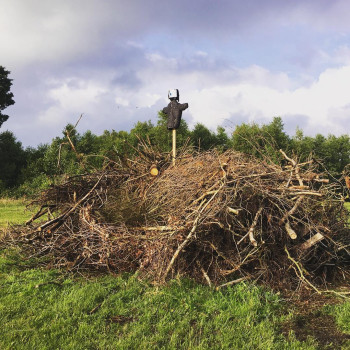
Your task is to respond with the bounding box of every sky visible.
[2,0,350,147]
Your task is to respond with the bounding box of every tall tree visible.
[232,117,290,163]
[0,66,15,128]
[0,131,26,189]
[191,123,216,150]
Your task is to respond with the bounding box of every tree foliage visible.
[232,117,290,163]
[0,66,15,128]
[1,113,350,197]
[0,131,26,190]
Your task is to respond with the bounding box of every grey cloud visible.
[111,71,142,90]
[3,0,350,147]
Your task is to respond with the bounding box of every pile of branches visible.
[2,145,350,290]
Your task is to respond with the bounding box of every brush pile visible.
[3,144,350,289]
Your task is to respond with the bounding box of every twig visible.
[279,149,304,186]
[227,207,240,215]
[237,207,263,246]
[216,276,250,289]
[279,195,304,225]
[162,215,200,281]
[285,246,321,294]
[162,183,224,281]
[37,175,104,232]
[196,261,212,287]
[35,281,62,288]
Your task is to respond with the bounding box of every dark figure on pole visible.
[162,89,188,130]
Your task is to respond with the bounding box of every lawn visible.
[0,249,318,350]
[0,198,32,228]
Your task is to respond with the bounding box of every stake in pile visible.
[172,129,176,166]
[3,146,350,290]
[162,88,188,167]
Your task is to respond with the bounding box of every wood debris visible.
[2,144,349,290]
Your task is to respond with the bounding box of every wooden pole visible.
[172,129,176,166]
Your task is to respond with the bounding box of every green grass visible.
[0,198,32,227]
[330,301,350,334]
[0,199,349,349]
[0,249,317,350]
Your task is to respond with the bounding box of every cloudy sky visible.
[2,0,350,147]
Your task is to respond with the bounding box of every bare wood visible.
[74,113,83,128]
[227,207,240,215]
[216,276,250,289]
[162,214,200,281]
[192,190,219,205]
[279,149,296,166]
[172,129,176,166]
[237,207,263,246]
[288,185,309,190]
[26,206,49,225]
[65,129,80,160]
[300,232,324,250]
[191,176,225,206]
[279,195,304,225]
[57,142,69,168]
[284,246,321,294]
[150,166,159,176]
[285,221,297,239]
[279,149,304,186]
[135,225,184,231]
[314,178,329,183]
[294,167,303,187]
[345,176,350,189]
[196,261,212,287]
[289,191,322,197]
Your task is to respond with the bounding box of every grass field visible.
[0,199,349,349]
[0,249,317,350]
[0,198,32,228]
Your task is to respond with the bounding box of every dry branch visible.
[300,232,325,250]
[237,207,263,246]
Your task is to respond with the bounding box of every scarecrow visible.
[162,89,188,130]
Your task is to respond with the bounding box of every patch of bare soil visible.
[282,292,350,349]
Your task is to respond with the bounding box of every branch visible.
[300,232,324,250]
[237,207,263,246]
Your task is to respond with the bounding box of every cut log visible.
[300,233,324,250]
[150,165,159,176]
[285,221,297,239]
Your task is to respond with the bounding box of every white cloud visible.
[115,97,129,107]
[130,59,350,135]
[11,58,350,146]
[4,0,350,146]
[48,80,108,112]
